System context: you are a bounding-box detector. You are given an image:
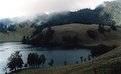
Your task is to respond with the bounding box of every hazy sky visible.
[0,0,113,18]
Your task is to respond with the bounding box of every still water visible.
[0,42,91,74]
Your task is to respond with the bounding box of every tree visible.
[37,55,42,67]
[17,57,23,69]
[98,12,117,33]
[110,20,117,31]
[27,53,46,68]
[7,51,23,71]
[41,54,47,67]
[98,12,112,26]
[8,25,16,31]
[80,56,83,62]
[76,61,78,64]
[84,58,86,62]
[88,55,91,61]
[33,53,39,68]
[22,36,27,44]
[27,53,32,67]
[27,53,39,68]
[48,59,54,67]
[64,61,67,66]
[24,63,28,68]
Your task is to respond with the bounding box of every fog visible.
[0,0,113,18]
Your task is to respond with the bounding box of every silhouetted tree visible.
[24,63,28,68]
[27,53,32,67]
[84,58,86,62]
[19,24,25,28]
[27,53,40,68]
[27,53,47,68]
[110,21,117,31]
[98,11,117,33]
[107,28,111,32]
[76,61,78,64]
[17,57,23,69]
[88,55,91,61]
[22,36,27,44]
[7,51,23,71]
[48,59,54,67]
[64,61,67,66]
[40,54,46,67]
[37,55,42,67]
[80,56,83,62]
[34,53,39,68]
[90,55,95,59]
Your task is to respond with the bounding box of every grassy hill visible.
[0,23,121,46]
[40,24,121,46]
[0,26,34,42]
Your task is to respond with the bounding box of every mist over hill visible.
[31,0,121,27]
[0,0,120,27]
[102,0,121,25]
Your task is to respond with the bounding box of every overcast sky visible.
[0,0,113,18]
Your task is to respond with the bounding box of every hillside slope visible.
[0,26,34,42]
[31,24,121,46]
[103,0,121,25]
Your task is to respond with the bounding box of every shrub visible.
[87,30,97,39]
[110,24,117,31]
[8,25,16,31]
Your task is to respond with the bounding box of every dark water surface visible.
[0,42,91,74]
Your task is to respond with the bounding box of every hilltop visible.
[102,0,121,25]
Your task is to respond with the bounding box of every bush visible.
[91,44,117,57]
[8,25,16,31]
[27,53,46,68]
[87,30,97,39]
[110,24,117,31]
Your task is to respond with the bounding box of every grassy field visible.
[8,24,121,74]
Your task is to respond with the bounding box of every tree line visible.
[5,51,96,74]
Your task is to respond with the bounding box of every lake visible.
[0,42,91,74]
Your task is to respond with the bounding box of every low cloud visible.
[0,0,113,18]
